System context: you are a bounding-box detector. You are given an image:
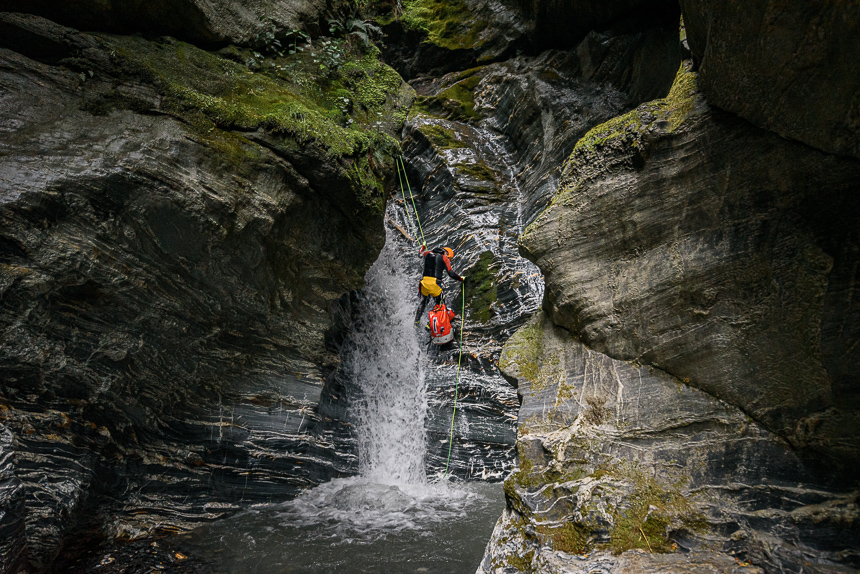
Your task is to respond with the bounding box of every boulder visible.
[679,0,860,159]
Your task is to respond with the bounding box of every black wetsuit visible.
[416,248,463,323]
[423,250,463,284]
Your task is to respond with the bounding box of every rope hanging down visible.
[396,156,427,247]
[443,280,466,478]
[395,155,465,479]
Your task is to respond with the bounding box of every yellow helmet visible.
[443,247,454,260]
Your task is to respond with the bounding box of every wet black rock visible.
[380,0,680,81]
[390,10,681,482]
[680,0,860,159]
[0,12,408,572]
[0,0,323,46]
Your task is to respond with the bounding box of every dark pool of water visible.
[175,478,504,574]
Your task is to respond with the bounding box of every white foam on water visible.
[275,476,484,544]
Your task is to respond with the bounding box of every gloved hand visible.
[460,276,467,283]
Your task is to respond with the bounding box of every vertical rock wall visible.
[0,10,411,571]
[483,60,860,573]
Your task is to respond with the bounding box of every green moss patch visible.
[537,522,592,555]
[499,316,543,384]
[454,159,497,184]
[528,63,700,223]
[463,250,498,323]
[401,0,489,50]
[99,34,411,212]
[604,464,706,554]
[568,64,698,160]
[412,70,483,122]
[418,123,467,149]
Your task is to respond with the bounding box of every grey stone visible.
[679,0,860,159]
[0,0,323,46]
[520,63,860,476]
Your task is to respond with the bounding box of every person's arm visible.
[419,244,428,256]
[443,256,464,281]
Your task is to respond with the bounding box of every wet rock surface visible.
[480,65,860,572]
[0,11,407,572]
[520,64,860,475]
[479,313,859,573]
[0,0,322,47]
[1,2,858,573]
[383,16,680,482]
[679,0,860,159]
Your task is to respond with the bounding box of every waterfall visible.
[343,222,428,484]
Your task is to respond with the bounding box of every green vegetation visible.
[454,159,497,184]
[99,32,412,212]
[537,522,592,554]
[570,64,698,159]
[520,62,700,229]
[417,123,467,149]
[411,69,483,122]
[505,550,534,571]
[603,463,705,554]
[400,0,488,50]
[464,251,499,323]
[499,316,543,383]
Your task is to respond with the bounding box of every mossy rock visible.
[461,250,498,323]
[411,69,483,123]
[417,123,467,149]
[454,159,497,184]
[401,0,489,51]
[99,34,412,213]
[537,522,592,555]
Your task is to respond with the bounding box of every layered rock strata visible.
[0,11,409,572]
[396,16,680,479]
[480,64,860,572]
[0,0,321,46]
[679,0,860,159]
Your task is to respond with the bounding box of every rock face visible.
[679,0,860,159]
[0,0,322,46]
[0,12,409,572]
[526,0,681,51]
[379,0,680,80]
[479,65,860,572]
[520,64,860,476]
[482,313,858,573]
[395,13,680,480]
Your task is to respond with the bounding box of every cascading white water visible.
[174,192,506,574]
[344,223,428,484]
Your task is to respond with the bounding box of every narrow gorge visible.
[0,1,857,573]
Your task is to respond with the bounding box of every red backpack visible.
[429,304,456,344]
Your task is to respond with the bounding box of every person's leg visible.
[415,290,430,324]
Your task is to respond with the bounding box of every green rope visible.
[396,155,462,477]
[397,156,427,247]
[443,280,466,478]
